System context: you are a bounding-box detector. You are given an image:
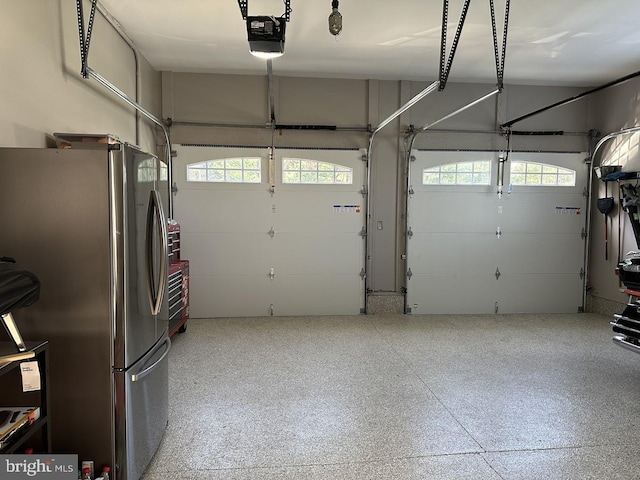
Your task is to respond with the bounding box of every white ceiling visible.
[97,0,640,87]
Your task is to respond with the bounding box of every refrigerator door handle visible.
[146,190,169,315]
[131,336,172,382]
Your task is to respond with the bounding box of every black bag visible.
[0,258,40,315]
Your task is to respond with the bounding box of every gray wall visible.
[162,72,591,292]
[588,78,640,306]
[1,0,160,154]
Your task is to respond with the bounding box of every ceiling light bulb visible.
[328,0,342,36]
[250,50,284,59]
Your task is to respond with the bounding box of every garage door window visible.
[422,160,491,185]
[186,158,262,183]
[282,158,353,184]
[510,161,576,186]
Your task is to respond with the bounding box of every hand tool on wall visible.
[621,183,640,249]
[597,181,615,261]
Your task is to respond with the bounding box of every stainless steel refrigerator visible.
[0,140,171,480]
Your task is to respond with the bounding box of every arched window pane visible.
[510,161,576,186]
[422,160,492,185]
[186,157,262,183]
[282,158,353,184]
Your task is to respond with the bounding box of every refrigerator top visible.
[53,132,121,148]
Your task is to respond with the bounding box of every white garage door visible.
[173,145,366,317]
[406,150,588,314]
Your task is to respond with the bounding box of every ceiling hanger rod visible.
[419,87,499,133]
[489,0,510,91]
[407,87,500,153]
[501,69,640,128]
[439,0,472,91]
[373,81,440,137]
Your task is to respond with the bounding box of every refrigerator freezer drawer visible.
[116,334,171,480]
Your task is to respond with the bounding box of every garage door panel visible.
[177,190,272,232]
[407,150,587,315]
[274,233,363,274]
[275,191,363,233]
[407,274,496,314]
[499,195,584,234]
[173,145,365,317]
[497,274,582,313]
[269,275,363,316]
[183,233,273,274]
[409,233,497,273]
[189,275,275,318]
[409,193,498,233]
[498,235,583,274]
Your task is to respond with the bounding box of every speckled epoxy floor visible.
[140,313,640,480]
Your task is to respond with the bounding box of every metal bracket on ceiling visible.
[237,0,292,22]
[489,0,511,91]
[283,0,292,22]
[438,0,510,92]
[438,0,472,91]
[76,0,98,78]
[238,0,248,19]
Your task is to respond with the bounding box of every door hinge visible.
[408,185,415,197]
[359,227,367,238]
[171,182,178,195]
[581,228,587,240]
[361,185,368,197]
[408,227,413,239]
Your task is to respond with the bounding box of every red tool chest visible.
[168,220,189,337]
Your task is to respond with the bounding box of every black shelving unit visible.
[0,341,51,453]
